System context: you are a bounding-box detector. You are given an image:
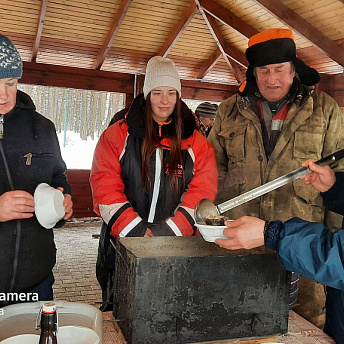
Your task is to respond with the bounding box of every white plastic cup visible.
[194,223,227,242]
[34,183,65,229]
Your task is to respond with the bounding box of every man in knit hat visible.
[194,102,218,137]
[0,33,73,307]
[208,28,344,329]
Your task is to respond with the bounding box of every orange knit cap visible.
[248,28,295,48]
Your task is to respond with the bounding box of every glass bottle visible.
[38,302,58,344]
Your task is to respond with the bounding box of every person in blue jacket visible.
[215,160,344,343]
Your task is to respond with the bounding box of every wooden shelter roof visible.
[1,0,344,94]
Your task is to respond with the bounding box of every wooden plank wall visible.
[319,73,344,113]
[327,74,344,110]
[66,169,97,218]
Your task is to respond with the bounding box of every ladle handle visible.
[217,149,344,214]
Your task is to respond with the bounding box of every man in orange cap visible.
[208,28,344,329]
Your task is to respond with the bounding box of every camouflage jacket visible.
[208,89,344,227]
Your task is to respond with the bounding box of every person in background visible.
[194,102,217,137]
[0,34,73,307]
[208,27,344,326]
[90,56,218,310]
[215,161,344,344]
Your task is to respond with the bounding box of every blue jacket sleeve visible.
[266,218,344,290]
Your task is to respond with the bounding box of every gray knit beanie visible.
[195,102,218,119]
[0,34,23,79]
[143,56,181,99]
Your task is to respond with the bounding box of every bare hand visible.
[57,187,73,220]
[0,190,35,222]
[144,228,154,237]
[215,216,265,250]
[300,159,335,192]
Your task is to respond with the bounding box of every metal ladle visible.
[195,149,344,224]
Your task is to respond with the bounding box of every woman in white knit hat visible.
[90,56,218,310]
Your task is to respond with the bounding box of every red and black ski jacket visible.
[90,94,218,237]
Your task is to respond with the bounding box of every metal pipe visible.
[217,149,344,214]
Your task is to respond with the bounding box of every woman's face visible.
[0,78,18,115]
[150,87,177,122]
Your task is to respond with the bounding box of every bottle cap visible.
[42,302,57,313]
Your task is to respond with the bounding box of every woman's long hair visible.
[141,93,183,191]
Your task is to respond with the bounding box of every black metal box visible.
[114,237,290,344]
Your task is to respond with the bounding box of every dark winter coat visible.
[0,90,71,299]
[209,85,344,228]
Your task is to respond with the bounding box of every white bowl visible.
[0,334,40,344]
[195,223,227,242]
[34,183,65,229]
[58,326,100,344]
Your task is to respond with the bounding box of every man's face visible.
[200,116,215,128]
[255,62,295,102]
[0,78,18,115]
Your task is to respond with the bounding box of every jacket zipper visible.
[0,115,4,139]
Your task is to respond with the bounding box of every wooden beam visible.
[93,0,132,70]
[31,0,49,62]
[136,74,238,102]
[195,2,244,84]
[21,62,135,95]
[252,0,344,67]
[197,47,222,79]
[181,79,238,101]
[223,45,247,68]
[196,22,247,78]
[205,13,244,83]
[199,0,258,38]
[158,2,198,57]
[20,62,237,103]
